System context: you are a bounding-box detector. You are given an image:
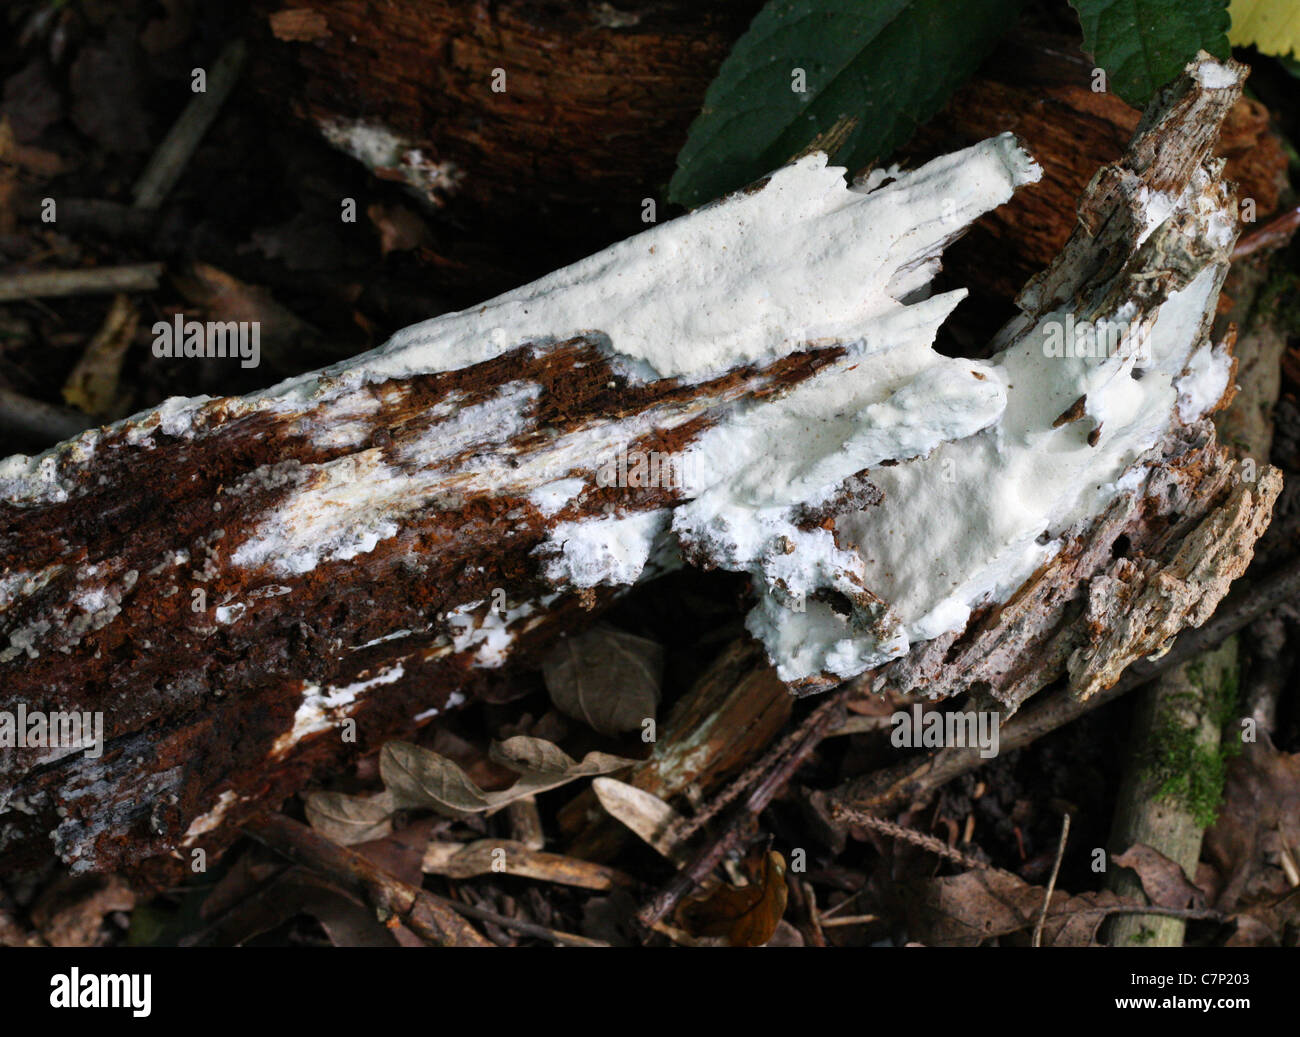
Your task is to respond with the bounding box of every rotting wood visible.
[0,330,836,878]
[826,548,1300,818]
[1100,252,1290,948]
[0,56,1277,882]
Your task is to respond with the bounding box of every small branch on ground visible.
[132,40,249,211]
[1033,812,1071,947]
[830,805,992,871]
[243,813,492,947]
[635,690,848,932]
[0,264,165,302]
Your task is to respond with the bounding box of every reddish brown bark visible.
[0,334,838,880]
[245,8,1286,301]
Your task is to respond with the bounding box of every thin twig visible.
[636,688,849,932]
[133,40,248,210]
[439,897,609,947]
[1033,812,1071,947]
[0,263,164,302]
[831,805,990,871]
[675,691,841,840]
[817,889,865,921]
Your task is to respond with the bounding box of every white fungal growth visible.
[228,380,541,576]
[1192,59,1239,90]
[270,665,406,758]
[318,118,462,204]
[540,510,671,588]
[181,790,244,846]
[414,691,465,723]
[445,599,553,668]
[829,267,1228,677]
[529,478,587,517]
[1176,341,1234,423]
[0,58,1243,689]
[370,134,1042,383]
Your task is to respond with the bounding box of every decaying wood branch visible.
[0,56,1278,879]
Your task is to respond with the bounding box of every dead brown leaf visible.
[426,726,521,790]
[1204,739,1300,911]
[542,624,662,737]
[379,736,634,817]
[1225,886,1300,946]
[900,868,1132,947]
[172,261,319,370]
[367,202,431,256]
[302,789,394,846]
[592,777,688,863]
[1114,843,1206,911]
[677,850,788,947]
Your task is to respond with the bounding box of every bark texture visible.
[0,333,836,878]
[244,7,1288,302]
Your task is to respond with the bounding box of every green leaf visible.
[1070,0,1231,106]
[668,0,1028,209]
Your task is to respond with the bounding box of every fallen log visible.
[0,56,1277,880]
[244,5,1288,301]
